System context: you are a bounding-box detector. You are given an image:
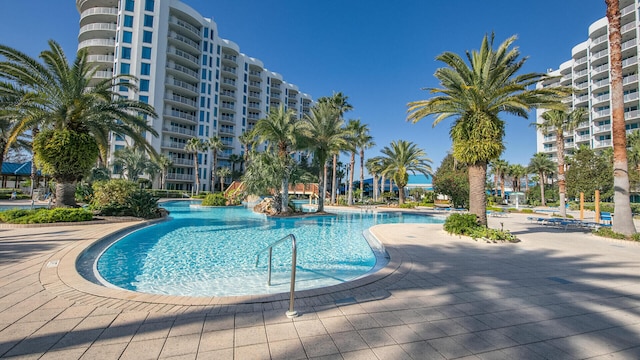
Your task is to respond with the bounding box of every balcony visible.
[165,110,196,122]
[574,57,588,65]
[169,32,200,51]
[161,141,187,149]
[169,48,199,66]
[249,80,261,88]
[594,124,612,132]
[575,134,591,141]
[87,54,114,64]
[625,109,640,119]
[591,34,608,46]
[591,49,609,60]
[595,139,612,148]
[575,94,589,103]
[222,54,237,63]
[79,23,117,40]
[249,70,261,77]
[78,38,115,51]
[592,78,609,88]
[219,115,235,123]
[166,173,194,181]
[622,56,638,67]
[575,82,589,90]
[163,125,196,137]
[247,113,260,120]
[624,74,638,85]
[94,70,113,79]
[169,17,200,37]
[622,21,636,33]
[543,135,557,142]
[271,83,281,90]
[248,91,261,99]
[593,93,610,103]
[170,157,194,166]
[248,103,260,109]
[574,68,589,78]
[622,38,637,51]
[544,146,558,152]
[621,3,636,16]
[220,90,236,98]
[80,7,118,19]
[167,62,198,80]
[167,78,198,94]
[591,63,608,74]
[165,94,197,108]
[593,109,611,119]
[222,78,236,86]
[624,92,639,102]
[218,128,234,135]
[221,103,235,110]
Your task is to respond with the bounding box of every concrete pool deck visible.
[1,204,640,359]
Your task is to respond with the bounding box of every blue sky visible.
[0,1,606,170]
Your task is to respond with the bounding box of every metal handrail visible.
[255,234,298,318]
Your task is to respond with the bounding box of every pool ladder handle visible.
[255,233,298,318]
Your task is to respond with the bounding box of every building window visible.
[120,63,130,75]
[142,30,152,43]
[204,28,209,38]
[139,95,149,104]
[124,0,134,11]
[118,79,129,92]
[140,62,151,75]
[122,31,132,43]
[143,14,153,27]
[139,79,150,92]
[203,41,208,52]
[123,15,134,27]
[141,46,151,59]
[145,0,154,11]
[121,47,131,60]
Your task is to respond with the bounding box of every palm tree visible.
[627,130,640,171]
[407,33,566,225]
[216,166,232,192]
[206,136,224,192]
[492,159,509,202]
[606,0,636,234]
[537,108,586,217]
[185,137,204,195]
[509,164,527,193]
[344,119,363,205]
[355,122,375,203]
[317,92,353,205]
[0,41,158,207]
[380,140,432,205]
[528,153,555,206]
[112,146,157,182]
[153,153,173,190]
[252,105,302,213]
[366,156,385,202]
[301,101,345,212]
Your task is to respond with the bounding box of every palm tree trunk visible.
[539,172,546,206]
[281,176,289,213]
[211,151,217,193]
[30,127,40,198]
[469,163,488,226]
[359,150,365,203]
[331,154,337,205]
[348,153,355,205]
[556,134,567,217]
[373,174,379,201]
[323,162,328,205]
[55,181,77,207]
[317,166,325,212]
[398,184,405,205]
[381,174,386,198]
[607,0,636,235]
[193,158,200,195]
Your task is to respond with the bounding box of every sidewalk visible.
[1,210,640,359]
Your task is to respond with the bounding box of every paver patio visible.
[1,204,640,359]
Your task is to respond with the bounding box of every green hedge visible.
[0,208,93,224]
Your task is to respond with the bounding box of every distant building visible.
[76,0,312,191]
[536,0,639,160]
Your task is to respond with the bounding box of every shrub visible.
[202,193,226,206]
[399,202,416,209]
[520,209,534,213]
[469,227,519,243]
[443,213,479,235]
[0,208,92,224]
[91,179,137,208]
[631,233,640,242]
[125,190,161,219]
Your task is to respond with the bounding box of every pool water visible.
[94,201,443,297]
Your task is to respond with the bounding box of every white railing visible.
[168,78,197,93]
[624,92,639,102]
[170,48,199,64]
[622,21,636,33]
[593,93,610,103]
[594,109,611,118]
[220,115,234,122]
[592,78,609,88]
[591,49,609,60]
[166,173,194,181]
[622,56,638,67]
[221,90,235,97]
[622,38,637,51]
[591,34,608,46]
[223,78,236,86]
[575,94,589,103]
[164,125,196,137]
[591,64,608,73]
[272,84,281,89]
[576,82,589,89]
[595,139,612,148]
[80,7,118,18]
[622,3,635,16]
[249,70,261,76]
[222,66,237,74]
[94,70,113,78]
[166,94,197,107]
[78,38,115,50]
[221,103,235,110]
[575,135,591,141]
[249,81,261,87]
[249,91,261,98]
[87,54,114,63]
[223,54,237,62]
[170,32,200,49]
[79,23,117,33]
[165,110,196,122]
[574,69,589,77]
[625,109,640,119]
[168,63,198,78]
[170,157,193,166]
[170,17,200,36]
[575,57,588,65]
[624,74,638,85]
[162,141,186,149]
[594,124,612,132]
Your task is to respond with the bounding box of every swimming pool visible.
[85,201,443,297]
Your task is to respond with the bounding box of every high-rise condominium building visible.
[536,0,639,160]
[77,0,312,191]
